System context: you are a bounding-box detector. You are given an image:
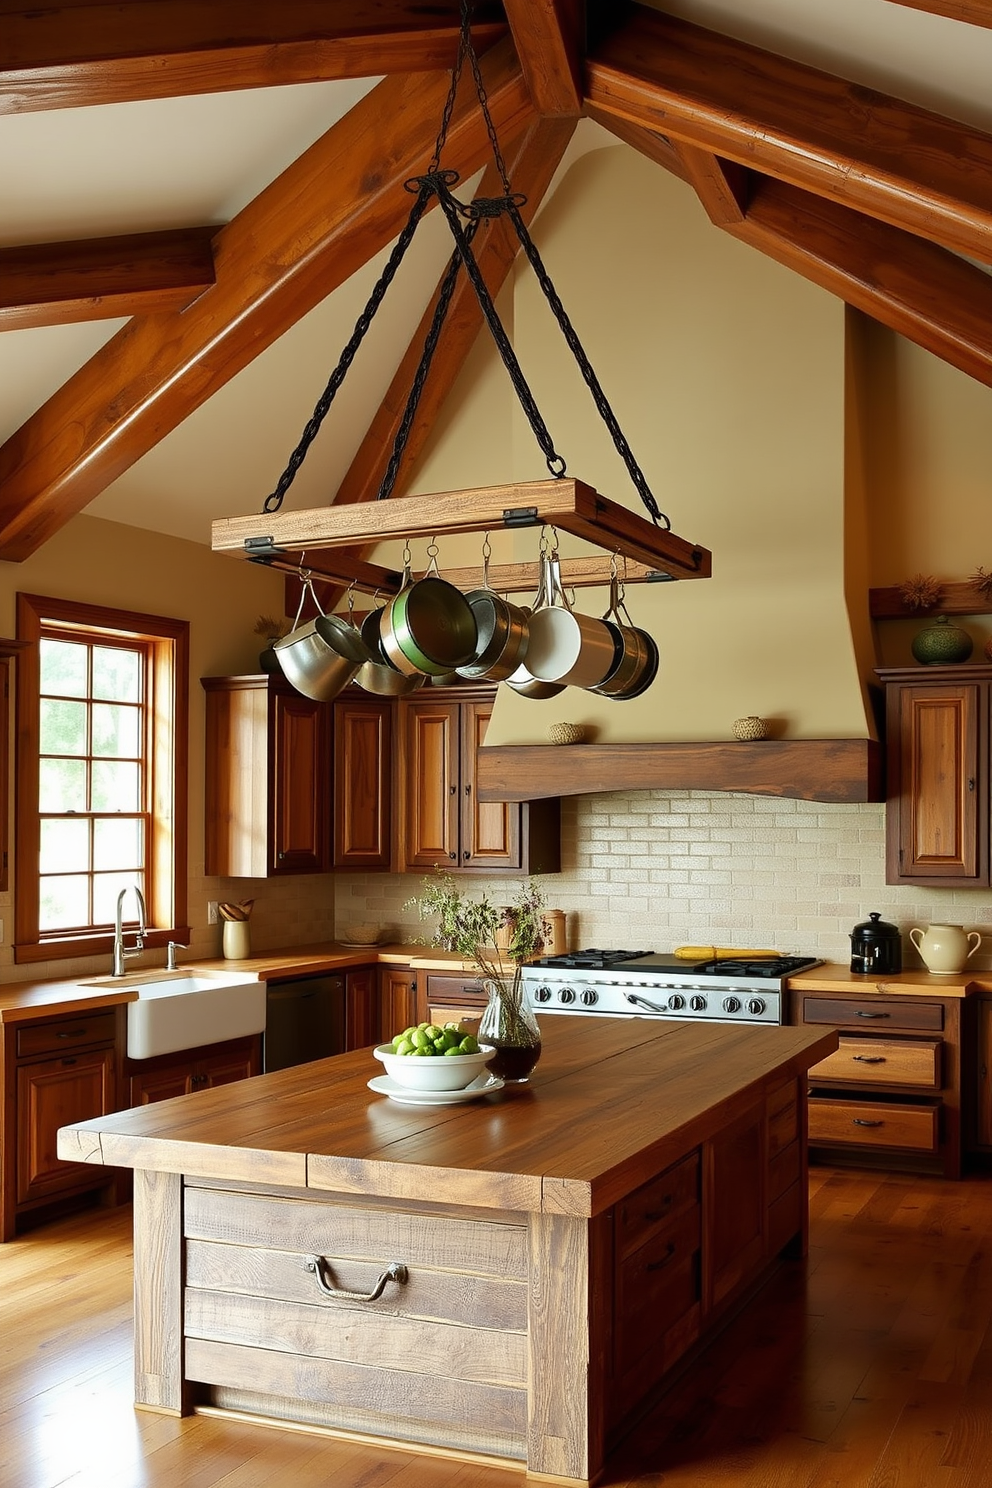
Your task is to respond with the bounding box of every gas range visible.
[520,949,822,1025]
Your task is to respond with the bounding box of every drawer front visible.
[615,1151,700,1262]
[767,1082,799,1157]
[767,1180,802,1258]
[808,1096,940,1153]
[16,1011,116,1059]
[425,974,488,1007]
[801,997,943,1033]
[615,1205,701,1373]
[768,1140,800,1205]
[808,1037,941,1090]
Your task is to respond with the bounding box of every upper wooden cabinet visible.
[399,689,560,876]
[877,665,991,887]
[203,674,331,877]
[333,695,392,871]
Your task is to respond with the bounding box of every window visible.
[15,595,189,963]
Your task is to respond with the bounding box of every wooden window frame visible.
[14,594,189,964]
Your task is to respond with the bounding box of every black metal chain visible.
[262,182,433,514]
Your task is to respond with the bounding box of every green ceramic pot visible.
[911,614,974,665]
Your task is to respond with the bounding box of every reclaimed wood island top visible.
[59,1016,836,1486]
[60,1015,835,1217]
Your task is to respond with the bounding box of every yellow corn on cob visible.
[674,945,781,960]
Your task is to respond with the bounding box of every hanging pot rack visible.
[210,2,712,600]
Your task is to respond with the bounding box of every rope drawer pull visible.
[304,1257,407,1302]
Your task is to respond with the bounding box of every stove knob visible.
[746,997,766,1016]
[689,994,707,1012]
[667,993,686,1012]
[559,987,576,1004]
[534,985,553,1004]
[723,995,742,1014]
[580,988,599,1006]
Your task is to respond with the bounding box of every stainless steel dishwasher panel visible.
[263,974,346,1072]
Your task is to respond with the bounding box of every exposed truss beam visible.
[884,0,992,26]
[585,4,992,265]
[502,0,584,114]
[0,1,506,115]
[670,142,749,227]
[584,104,687,181]
[0,229,217,330]
[0,42,533,562]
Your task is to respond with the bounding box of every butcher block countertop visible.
[787,961,989,998]
[59,1015,835,1219]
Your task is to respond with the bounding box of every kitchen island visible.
[59,1015,835,1484]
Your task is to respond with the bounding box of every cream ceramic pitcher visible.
[909,923,981,975]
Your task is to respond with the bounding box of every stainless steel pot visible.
[457,551,530,681]
[381,553,478,677]
[356,599,425,696]
[274,577,372,702]
[524,555,619,689]
[587,573,659,700]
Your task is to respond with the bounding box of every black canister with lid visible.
[850,912,902,975]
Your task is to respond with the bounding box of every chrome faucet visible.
[112,885,147,977]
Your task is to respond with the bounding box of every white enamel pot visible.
[504,554,566,699]
[524,556,619,689]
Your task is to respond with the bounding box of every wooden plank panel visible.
[0,1,507,114]
[585,5,992,263]
[0,229,216,329]
[132,1168,184,1412]
[475,740,883,805]
[0,40,533,561]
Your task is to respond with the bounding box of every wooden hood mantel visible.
[476,738,882,805]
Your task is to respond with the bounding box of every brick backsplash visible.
[336,790,992,971]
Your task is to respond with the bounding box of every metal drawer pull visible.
[57,1028,88,1039]
[644,1196,674,1220]
[646,1241,677,1271]
[852,1118,884,1128]
[856,1011,890,1019]
[304,1257,407,1302]
[852,1055,886,1063]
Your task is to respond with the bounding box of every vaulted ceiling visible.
[2,0,992,563]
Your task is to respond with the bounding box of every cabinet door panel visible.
[403,702,459,869]
[333,697,392,870]
[460,701,520,871]
[199,1043,259,1089]
[272,691,330,873]
[17,1049,115,1202]
[130,1065,193,1106]
[378,967,422,1042]
[892,683,982,883]
[704,1102,765,1311]
[345,967,378,1051]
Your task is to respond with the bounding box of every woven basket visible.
[732,715,768,742]
[547,722,588,746]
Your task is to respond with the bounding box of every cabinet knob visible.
[969,777,976,792]
[449,852,457,860]
[463,850,470,860]
[449,785,457,796]
[464,784,471,796]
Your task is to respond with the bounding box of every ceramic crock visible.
[909,923,981,975]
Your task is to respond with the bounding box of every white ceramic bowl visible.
[373,1043,495,1091]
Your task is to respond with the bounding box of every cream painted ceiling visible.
[2,0,992,548]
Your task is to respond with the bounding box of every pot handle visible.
[291,571,322,630]
[547,552,572,612]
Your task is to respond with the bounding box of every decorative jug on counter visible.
[478,965,542,1083]
[909,923,981,975]
[849,912,902,975]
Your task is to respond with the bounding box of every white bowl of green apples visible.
[374,1022,495,1091]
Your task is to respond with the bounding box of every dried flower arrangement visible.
[969,566,992,601]
[898,573,943,611]
[254,614,291,642]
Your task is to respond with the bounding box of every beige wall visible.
[0,514,338,984]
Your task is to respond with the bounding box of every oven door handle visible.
[624,992,670,1014]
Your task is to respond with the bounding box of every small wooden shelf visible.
[870,580,992,619]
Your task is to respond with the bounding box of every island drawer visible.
[808,1036,941,1090]
[615,1151,700,1262]
[16,1011,117,1058]
[808,1094,940,1153]
[800,997,943,1033]
[615,1205,701,1374]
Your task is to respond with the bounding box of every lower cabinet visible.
[609,1077,803,1427]
[377,965,426,1043]
[790,982,971,1178]
[979,997,992,1151]
[127,1035,260,1106]
[2,1006,123,1241]
[425,972,488,1035]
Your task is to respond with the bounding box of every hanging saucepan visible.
[274,575,372,702]
[381,547,478,677]
[456,542,530,682]
[504,553,565,699]
[588,572,660,700]
[524,553,620,689]
[355,586,426,697]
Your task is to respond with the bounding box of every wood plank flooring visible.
[3,1166,992,1487]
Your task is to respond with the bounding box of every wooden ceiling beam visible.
[670,143,750,227]
[584,104,687,181]
[502,0,584,115]
[0,42,533,562]
[586,4,992,265]
[0,1,507,115]
[0,228,217,330]
[736,178,992,391]
[884,0,992,26]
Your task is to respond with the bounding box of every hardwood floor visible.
[3,1166,992,1487]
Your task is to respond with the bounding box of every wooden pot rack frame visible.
[211,478,712,596]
